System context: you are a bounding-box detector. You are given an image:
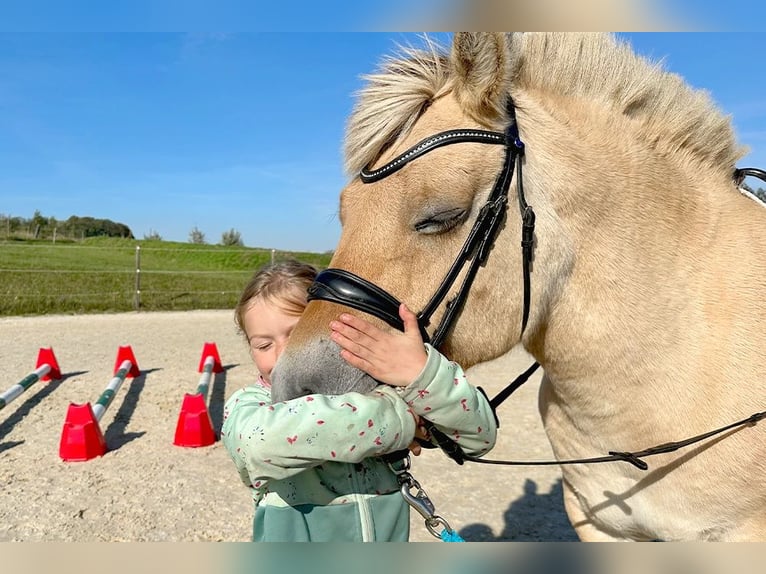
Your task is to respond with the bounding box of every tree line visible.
[1,211,133,240]
[143,225,243,246]
[1,211,245,246]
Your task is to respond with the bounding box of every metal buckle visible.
[399,476,436,521]
[388,454,457,540]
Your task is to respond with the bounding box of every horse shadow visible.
[459,478,579,542]
[102,367,162,450]
[0,370,88,454]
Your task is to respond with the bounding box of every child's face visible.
[243,295,302,385]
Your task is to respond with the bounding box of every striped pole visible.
[174,342,222,447]
[0,365,50,410]
[195,355,215,399]
[90,359,132,421]
[0,348,61,411]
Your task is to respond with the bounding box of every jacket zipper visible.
[349,465,375,541]
[357,493,374,541]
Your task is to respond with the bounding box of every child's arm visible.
[397,344,497,457]
[330,304,497,457]
[221,382,416,491]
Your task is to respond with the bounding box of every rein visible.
[426,408,766,471]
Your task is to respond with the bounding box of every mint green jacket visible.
[221,345,497,542]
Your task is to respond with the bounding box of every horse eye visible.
[414,208,468,235]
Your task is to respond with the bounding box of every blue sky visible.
[1,32,764,252]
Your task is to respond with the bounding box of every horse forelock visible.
[344,33,745,180]
[344,37,452,178]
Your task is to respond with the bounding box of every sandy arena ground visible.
[0,310,577,542]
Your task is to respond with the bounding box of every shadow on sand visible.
[102,367,163,450]
[208,363,238,435]
[459,478,579,541]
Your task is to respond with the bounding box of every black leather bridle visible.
[305,103,766,471]
[305,100,544,464]
[307,100,535,350]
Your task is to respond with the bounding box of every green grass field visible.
[0,237,332,316]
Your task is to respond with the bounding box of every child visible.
[222,260,497,542]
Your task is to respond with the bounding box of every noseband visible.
[307,101,535,350]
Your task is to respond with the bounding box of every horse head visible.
[272,33,536,401]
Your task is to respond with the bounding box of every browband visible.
[360,129,507,183]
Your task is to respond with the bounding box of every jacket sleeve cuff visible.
[397,344,443,404]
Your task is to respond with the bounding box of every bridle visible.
[307,99,534,350]
[306,101,766,471]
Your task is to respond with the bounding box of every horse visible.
[270,33,766,541]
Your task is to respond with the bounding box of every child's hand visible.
[408,417,430,456]
[330,303,427,387]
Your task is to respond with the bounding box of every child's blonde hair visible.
[234,260,317,338]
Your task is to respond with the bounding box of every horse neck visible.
[516,95,726,382]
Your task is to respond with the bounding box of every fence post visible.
[271,248,275,264]
[134,245,141,311]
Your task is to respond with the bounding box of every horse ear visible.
[451,32,515,124]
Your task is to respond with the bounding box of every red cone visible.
[173,393,216,447]
[36,347,62,381]
[114,345,140,377]
[59,403,107,461]
[198,342,223,373]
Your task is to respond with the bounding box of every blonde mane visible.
[344,33,744,178]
